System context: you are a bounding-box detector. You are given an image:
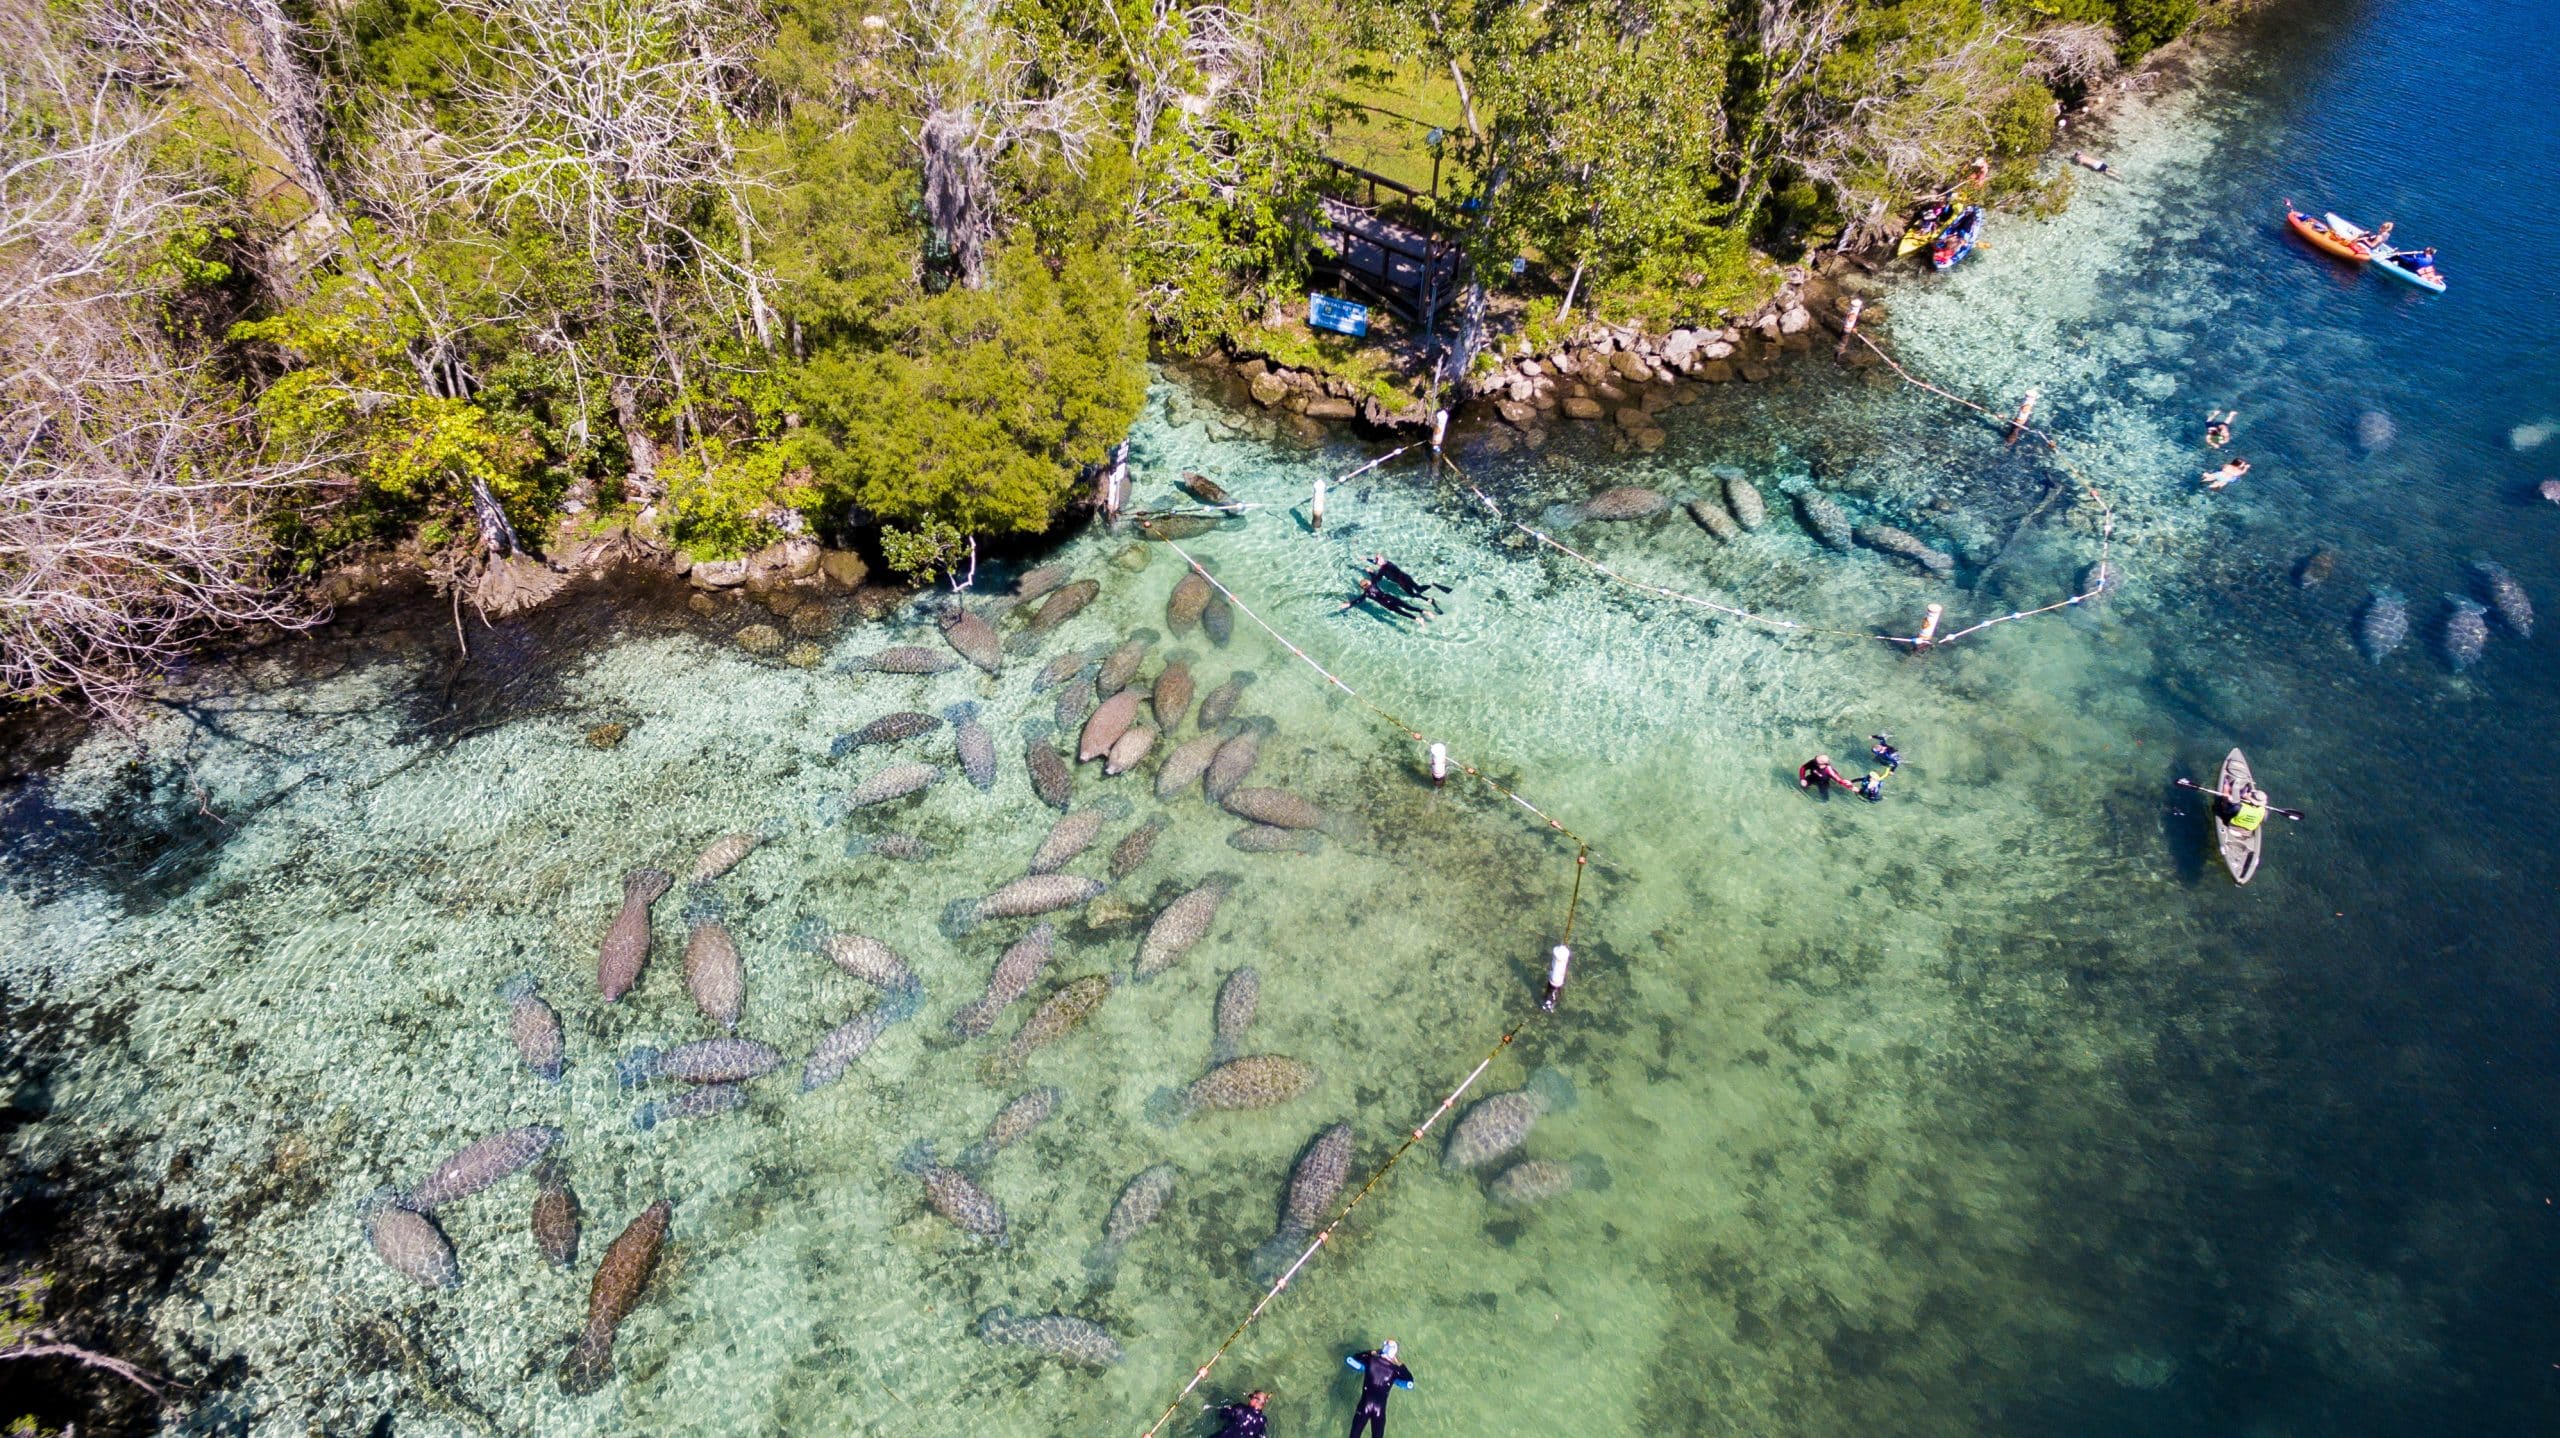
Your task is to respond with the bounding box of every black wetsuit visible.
[1346,1351,1413,1438]
[1870,738,1901,772]
[1211,1401,1269,1438]
[1347,578,1427,621]
[1373,559,1449,603]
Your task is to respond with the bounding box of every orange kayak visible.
[2285,206,2371,263]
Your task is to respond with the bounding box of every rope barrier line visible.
[1133,520,1589,850]
[1137,845,1588,1438]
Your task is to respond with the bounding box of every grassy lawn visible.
[1325,55,1476,201]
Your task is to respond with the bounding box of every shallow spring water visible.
[6,1,2559,1433]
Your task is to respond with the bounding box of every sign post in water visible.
[1308,293,1370,338]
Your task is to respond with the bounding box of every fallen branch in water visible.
[1,1337,177,1401]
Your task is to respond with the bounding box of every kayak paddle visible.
[2175,777,2305,821]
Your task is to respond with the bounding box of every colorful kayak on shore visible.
[2283,205,2370,263]
[1896,201,1953,258]
[1929,207,1981,271]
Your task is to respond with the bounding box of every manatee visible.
[803,924,923,998]
[1212,966,1261,1063]
[2471,559,2532,636]
[686,828,772,883]
[2293,548,2337,588]
[952,924,1057,1038]
[1013,563,1070,602]
[829,711,941,757]
[801,1006,897,1091]
[407,1125,563,1211]
[1029,811,1110,875]
[1685,498,1740,541]
[1034,648,1092,691]
[1156,732,1223,799]
[1110,818,1166,880]
[939,604,1004,674]
[598,868,673,1002]
[992,974,1114,1073]
[500,974,564,1082]
[1854,524,1955,577]
[1196,672,1254,730]
[633,1080,746,1131]
[616,1038,780,1087]
[842,761,943,810]
[852,646,960,675]
[1084,1163,1177,1279]
[1251,1122,1353,1279]
[1580,486,1670,521]
[844,830,935,862]
[1202,589,1235,647]
[681,906,745,1031]
[1724,474,1766,529]
[2083,559,2119,598]
[2356,409,2396,452]
[1028,579,1100,634]
[1104,723,1158,776]
[1168,570,1213,635]
[958,1085,1062,1169]
[947,702,997,790]
[1180,472,1232,505]
[2358,588,2408,661]
[364,1193,458,1290]
[1024,727,1075,810]
[559,1198,672,1394]
[531,1158,581,1269]
[1140,513,1232,540]
[1079,689,1146,762]
[1097,631,1157,695]
[1443,1069,1576,1170]
[977,1308,1121,1367]
[1203,729,1263,802]
[1793,488,1852,549]
[2442,595,2490,669]
[1229,824,1322,855]
[1153,656,1197,732]
[1054,674,1096,732]
[946,874,1107,937]
[1487,1155,1613,1206]
[1135,878,1235,979]
[1157,1055,1317,1121]
[1223,786,1325,830]
[900,1142,1007,1241]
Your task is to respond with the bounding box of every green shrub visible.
[662,438,818,561]
[1988,82,2058,159]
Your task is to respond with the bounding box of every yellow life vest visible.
[2230,798,2267,832]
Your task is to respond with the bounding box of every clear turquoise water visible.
[6,2,2558,1433]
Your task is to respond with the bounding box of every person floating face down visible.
[1338,575,1429,624]
[1210,1390,1271,1438]
[1367,555,1450,611]
[1798,754,1852,796]
[1345,1341,1414,1438]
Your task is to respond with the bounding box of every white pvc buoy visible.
[1428,742,1448,786]
[1541,944,1571,1011]
[1312,476,1326,532]
[1915,602,1945,648]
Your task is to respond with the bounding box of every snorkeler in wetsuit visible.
[1344,1341,1414,1438]
[1337,577,1429,624]
[1209,1390,1270,1438]
[1870,734,1902,772]
[1367,555,1450,611]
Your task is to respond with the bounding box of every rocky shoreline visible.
[1184,266,1862,455]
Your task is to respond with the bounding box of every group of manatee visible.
[362,540,1594,1388]
[2347,557,2534,669]
[1552,469,1961,579]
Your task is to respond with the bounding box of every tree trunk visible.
[610,378,658,497]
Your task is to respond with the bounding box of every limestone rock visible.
[788,605,836,639]
[1561,396,1606,421]
[1304,396,1356,421]
[735,623,784,656]
[1615,406,1649,432]
[782,642,825,668]
[1699,361,1736,383]
[820,550,869,590]
[1660,329,1701,368]
[1779,305,1812,335]
[747,536,821,587]
[1610,350,1653,383]
[1702,339,1735,361]
[585,722,628,750]
[691,558,749,590]
[1497,399,1538,428]
[1249,372,1288,407]
[1634,427,1667,453]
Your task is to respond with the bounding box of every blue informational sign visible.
[1308,293,1370,338]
